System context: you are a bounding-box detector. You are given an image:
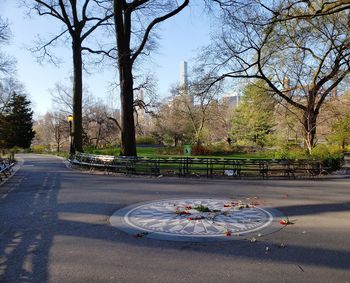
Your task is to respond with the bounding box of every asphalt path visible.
[0,154,349,282]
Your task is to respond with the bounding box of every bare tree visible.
[275,0,350,20]
[203,2,350,153]
[25,0,114,152]
[0,78,25,113]
[208,1,350,20]
[85,102,120,148]
[153,99,191,147]
[49,81,120,148]
[175,77,221,146]
[113,0,189,156]
[0,17,15,75]
[49,81,94,116]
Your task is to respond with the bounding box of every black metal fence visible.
[69,153,325,179]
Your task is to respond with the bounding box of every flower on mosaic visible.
[185,205,192,210]
[224,230,232,236]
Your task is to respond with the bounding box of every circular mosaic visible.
[110,198,282,242]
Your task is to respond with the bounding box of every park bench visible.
[0,158,15,181]
[70,153,324,179]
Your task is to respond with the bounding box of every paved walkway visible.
[0,154,349,282]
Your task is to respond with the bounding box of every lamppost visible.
[68,115,75,155]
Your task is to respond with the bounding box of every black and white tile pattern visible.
[111,198,279,241]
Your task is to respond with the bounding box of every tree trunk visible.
[119,63,136,156]
[72,40,83,152]
[95,122,102,148]
[114,2,136,157]
[303,110,317,154]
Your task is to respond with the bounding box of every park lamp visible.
[68,115,75,155]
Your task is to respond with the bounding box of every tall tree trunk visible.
[119,62,136,156]
[72,40,83,152]
[114,1,136,156]
[303,110,317,154]
[95,122,102,148]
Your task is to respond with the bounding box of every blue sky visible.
[1,1,212,117]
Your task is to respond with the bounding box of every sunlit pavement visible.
[0,154,349,282]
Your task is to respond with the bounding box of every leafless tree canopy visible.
[0,17,15,75]
[201,0,350,151]
[25,0,114,64]
[0,78,25,113]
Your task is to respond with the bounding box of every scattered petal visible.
[249,237,257,243]
[188,216,204,221]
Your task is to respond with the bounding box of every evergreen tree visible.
[0,92,35,148]
[231,81,276,147]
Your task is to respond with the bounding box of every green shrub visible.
[322,155,343,171]
[31,145,50,153]
[192,145,212,156]
[310,144,344,171]
[273,147,306,160]
[10,146,26,153]
[136,136,156,145]
[207,142,232,155]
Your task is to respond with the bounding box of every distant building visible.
[179,61,188,89]
[221,93,241,108]
[179,61,194,104]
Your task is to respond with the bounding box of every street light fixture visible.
[68,115,75,155]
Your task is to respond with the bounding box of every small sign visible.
[184,145,192,156]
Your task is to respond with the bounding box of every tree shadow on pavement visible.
[0,156,349,282]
